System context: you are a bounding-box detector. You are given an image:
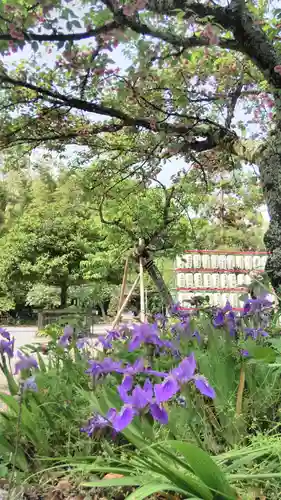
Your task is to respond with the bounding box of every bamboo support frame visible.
[111,275,140,328]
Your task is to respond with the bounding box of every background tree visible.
[176,159,266,250]
[0,169,102,308]
[0,158,207,312]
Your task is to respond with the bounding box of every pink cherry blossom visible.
[274,65,281,75]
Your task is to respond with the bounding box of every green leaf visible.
[0,392,19,413]
[37,352,47,372]
[82,476,145,488]
[125,482,189,499]
[0,466,8,478]
[166,441,236,499]
[247,345,276,363]
[0,435,28,472]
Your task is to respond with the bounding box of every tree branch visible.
[225,81,244,128]
[0,73,234,142]
[145,0,281,87]
[0,21,119,43]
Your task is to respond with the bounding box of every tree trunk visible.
[100,302,106,320]
[259,129,281,292]
[60,282,68,308]
[142,258,174,308]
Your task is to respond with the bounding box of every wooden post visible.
[112,275,140,328]
[139,238,145,322]
[117,257,129,312]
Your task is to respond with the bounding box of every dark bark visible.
[60,283,68,308]
[259,131,281,292]
[143,258,174,308]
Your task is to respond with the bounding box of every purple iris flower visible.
[128,323,162,351]
[99,329,120,350]
[155,313,167,328]
[81,413,109,437]
[118,375,134,402]
[213,309,224,327]
[156,353,216,400]
[122,358,145,375]
[0,328,10,341]
[171,353,196,384]
[226,310,237,336]
[192,331,201,342]
[154,376,179,404]
[23,376,38,392]
[15,352,38,375]
[223,300,232,313]
[144,367,168,377]
[113,377,169,431]
[244,328,269,340]
[98,336,113,350]
[86,357,123,378]
[171,318,191,337]
[150,403,168,424]
[170,302,189,319]
[0,338,14,358]
[58,325,73,347]
[243,293,273,315]
[107,406,135,432]
[193,375,216,399]
[170,302,181,315]
[213,302,237,335]
[76,338,89,349]
[241,349,249,357]
[243,300,251,315]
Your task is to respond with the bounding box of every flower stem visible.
[236,363,245,416]
[8,381,24,498]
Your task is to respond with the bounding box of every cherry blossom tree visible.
[0,1,281,288]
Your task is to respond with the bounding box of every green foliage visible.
[2,295,281,498]
[0,164,193,312]
[26,283,61,309]
[0,341,95,471]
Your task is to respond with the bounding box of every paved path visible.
[0,324,112,392]
[0,326,43,391]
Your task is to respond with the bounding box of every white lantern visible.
[202,254,211,268]
[253,255,261,270]
[186,274,194,287]
[226,255,235,269]
[228,274,237,288]
[235,255,244,269]
[186,254,193,268]
[212,274,220,288]
[203,274,212,288]
[218,254,227,269]
[211,254,218,268]
[244,255,253,270]
[260,256,267,269]
[220,274,228,288]
[193,254,202,268]
[194,273,203,287]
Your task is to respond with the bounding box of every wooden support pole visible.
[111,275,140,328]
[139,238,145,322]
[118,257,129,312]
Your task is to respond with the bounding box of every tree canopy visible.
[0,0,279,291]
